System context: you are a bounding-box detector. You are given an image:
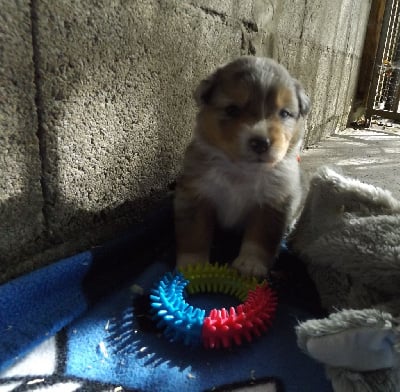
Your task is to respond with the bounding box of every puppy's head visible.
[194,56,310,165]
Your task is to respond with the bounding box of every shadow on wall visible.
[0,0,245,281]
[0,1,44,280]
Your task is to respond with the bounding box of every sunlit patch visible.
[337,157,395,166]
[382,147,400,154]
[359,135,400,141]
[0,337,57,378]
[342,129,400,140]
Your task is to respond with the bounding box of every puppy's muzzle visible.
[248,136,271,155]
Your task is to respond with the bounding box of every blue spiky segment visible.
[150,272,205,346]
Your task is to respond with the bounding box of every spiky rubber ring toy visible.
[150,263,277,349]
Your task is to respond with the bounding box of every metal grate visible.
[366,0,400,122]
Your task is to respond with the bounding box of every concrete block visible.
[273,0,307,41]
[187,0,254,22]
[33,0,244,245]
[186,1,275,58]
[302,0,350,53]
[187,0,275,30]
[274,0,371,54]
[0,0,44,282]
[347,0,373,55]
[303,50,358,144]
[272,0,371,146]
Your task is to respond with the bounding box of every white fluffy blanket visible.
[289,167,400,392]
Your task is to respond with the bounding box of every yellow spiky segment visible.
[178,263,263,302]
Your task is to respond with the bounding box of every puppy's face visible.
[194,57,310,165]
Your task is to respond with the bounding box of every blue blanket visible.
[0,203,333,392]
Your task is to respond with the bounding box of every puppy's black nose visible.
[248,136,270,154]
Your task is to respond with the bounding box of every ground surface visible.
[301,124,400,199]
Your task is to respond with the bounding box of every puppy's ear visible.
[293,79,311,117]
[193,71,218,107]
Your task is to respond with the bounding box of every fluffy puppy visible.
[174,56,310,277]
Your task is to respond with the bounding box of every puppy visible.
[174,56,310,278]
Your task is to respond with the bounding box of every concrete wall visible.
[0,1,44,281]
[0,0,371,283]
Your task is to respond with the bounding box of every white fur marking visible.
[232,241,269,277]
[193,140,301,227]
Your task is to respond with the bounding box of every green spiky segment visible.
[179,263,260,302]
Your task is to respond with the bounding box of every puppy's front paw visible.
[176,253,207,268]
[232,255,269,278]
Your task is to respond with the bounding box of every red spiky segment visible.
[202,283,277,349]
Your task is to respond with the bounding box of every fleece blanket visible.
[288,167,400,392]
[0,201,333,392]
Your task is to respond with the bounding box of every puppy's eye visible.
[225,105,241,118]
[279,109,293,119]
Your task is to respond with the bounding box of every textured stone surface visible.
[0,0,43,281]
[0,0,374,282]
[32,0,245,248]
[270,0,372,145]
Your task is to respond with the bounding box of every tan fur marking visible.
[174,184,215,264]
[268,123,290,158]
[241,204,286,267]
[276,87,295,109]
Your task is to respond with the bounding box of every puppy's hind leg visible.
[174,187,215,267]
[232,204,286,278]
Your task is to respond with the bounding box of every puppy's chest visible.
[195,164,285,227]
